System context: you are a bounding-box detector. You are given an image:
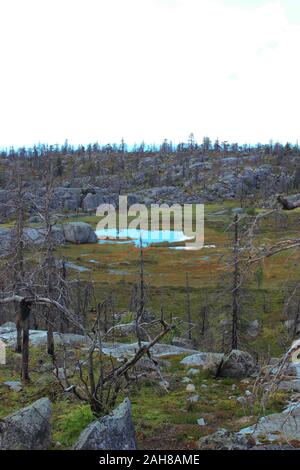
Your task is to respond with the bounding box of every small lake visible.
[96,228,194,248]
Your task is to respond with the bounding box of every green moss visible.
[52,404,94,448]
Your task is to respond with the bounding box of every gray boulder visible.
[73,398,136,450]
[218,350,255,378]
[62,222,97,244]
[0,398,52,450]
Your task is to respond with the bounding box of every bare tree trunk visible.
[21,316,30,382]
[20,299,32,381]
[232,214,240,350]
[47,311,55,357]
[136,240,145,346]
[15,316,22,353]
[185,273,192,341]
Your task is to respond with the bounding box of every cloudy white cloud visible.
[0,0,299,148]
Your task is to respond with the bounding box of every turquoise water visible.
[96,228,193,247]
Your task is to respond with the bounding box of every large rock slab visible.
[218,350,255,378]
[238,403,300,444]
[0,398,52,450]
[180,352,224,374]
[0,325,88,348]
[73,398,136,450]
[101,342,199,359]
[198,428,253,450]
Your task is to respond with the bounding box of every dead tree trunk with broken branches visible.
[232,214,240,350]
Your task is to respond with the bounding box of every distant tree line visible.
[1,135,299,160]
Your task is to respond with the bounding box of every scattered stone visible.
[246,320,260,338]
[200,384,208,390]
[197,418,206,426]
[187,368,200,376]
[3,381,22,393]
[245,390,252,397]
[182,377,192,384]
[186,384,196,393]
[159,380,170,390]
[0,398,52,450]
[73,398,136,450]
[187,395,200,403]
[237,396,246,404]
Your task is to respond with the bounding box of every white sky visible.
[0,0,299,148]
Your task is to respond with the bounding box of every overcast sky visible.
[0,0,299,148]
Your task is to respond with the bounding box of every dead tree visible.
[10,165,27,353]
[185,272,192,341]
[19,299,32,381]
[0,294,176,415]
[42,177,56,357]
[59,315,175,417]
[136,240,146,346]
[232,214,240,350]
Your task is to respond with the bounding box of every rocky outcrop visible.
[0,222,97,255]
[238,403,300,444]
[198,428,253,450]
[199,404,300,449]
[0,398,52,450]
[217,350,256,378]
[73,398,136,450]
[0,323,88,348]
